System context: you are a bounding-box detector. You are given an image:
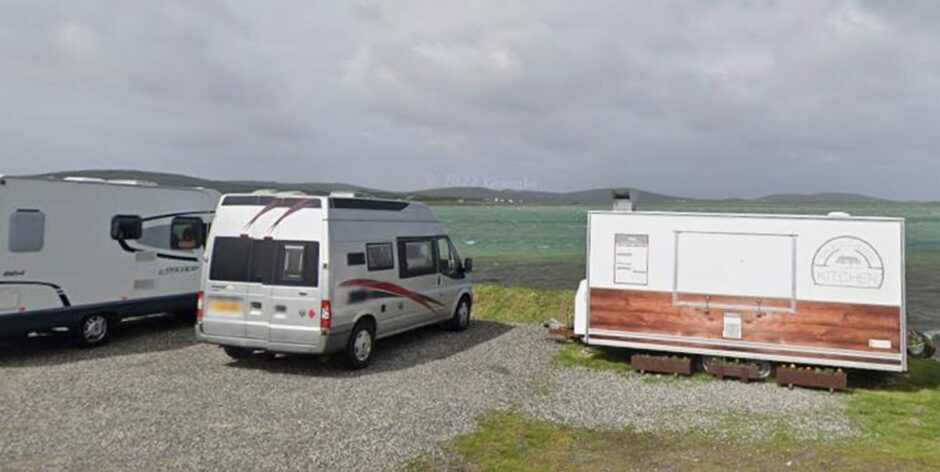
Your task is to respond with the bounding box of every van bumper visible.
[195,323,349,355]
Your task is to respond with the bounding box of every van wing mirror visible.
[111,215,143,240]
[463,258,473,274]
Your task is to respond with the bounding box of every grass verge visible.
[473,284,574,325]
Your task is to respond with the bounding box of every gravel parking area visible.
[0,316,856,471]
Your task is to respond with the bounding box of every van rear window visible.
[209,237,319,287]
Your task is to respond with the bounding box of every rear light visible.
[320,300,332,330]
[196,291,204,321]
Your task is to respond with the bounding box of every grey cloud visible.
[1,0,938,199]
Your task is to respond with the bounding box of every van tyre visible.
[448,297,471,332]
[223,346,254,360]
[73,314,111,348]
[345,321,375,370]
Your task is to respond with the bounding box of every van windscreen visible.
[209,237,319,287]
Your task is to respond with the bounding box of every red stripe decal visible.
[340,279,444,311]
[268,198,316,231]
[242,199,281,231]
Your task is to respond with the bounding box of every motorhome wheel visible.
[448,297,471,332]
[345,321,375,370]
[74,314,111,348]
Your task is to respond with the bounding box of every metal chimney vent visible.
[612,189,634,212]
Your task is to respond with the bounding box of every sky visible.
[1,1,939,200]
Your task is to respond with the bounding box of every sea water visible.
[432,202,940,332]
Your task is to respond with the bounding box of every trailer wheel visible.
[73,314,111,348]
[223,346,254,360]
[448,296,472,332]
[344,320,375,370]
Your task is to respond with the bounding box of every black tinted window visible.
[209,237,252,282]
[209,237,318,287]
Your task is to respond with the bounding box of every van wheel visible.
[73,314,111,348]
[223,346,254,360]
[345,321,375,370]
[448,297,471,332]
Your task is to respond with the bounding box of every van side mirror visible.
[111,215,142,240]
[463,258,473,274]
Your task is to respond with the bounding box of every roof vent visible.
[827,211,852,218]
[330,191,358,198]
[612,189,634,212]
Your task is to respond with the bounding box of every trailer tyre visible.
[345,320,375,370]
[73,314,111,348]
[448,296,472,332]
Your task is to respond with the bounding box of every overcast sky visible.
[1,1,938,199]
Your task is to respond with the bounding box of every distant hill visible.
[755,192,892,203]
[19,169,898,205]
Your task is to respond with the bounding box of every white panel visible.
[588,211,903,307]
[675,232,794,299]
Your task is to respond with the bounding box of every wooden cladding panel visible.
[589,289,901,354]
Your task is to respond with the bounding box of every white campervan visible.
[0,176,220,347]
[196,192,473,369]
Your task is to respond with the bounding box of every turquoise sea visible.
[432,203,940,332]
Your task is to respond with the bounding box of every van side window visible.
[170,216,204,250]
[347,252,366,266]
[366,243,394,271]
[397,238,436,278]
[436,237,459,273]
[9,209,45,252]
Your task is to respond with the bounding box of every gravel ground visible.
[0,315,857,471]
[0,317,556,471]
[523,364,855,441]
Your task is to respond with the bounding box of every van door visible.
[432,236,463,319]
[397,237,444,327]
[267,241,322,346]
[201,236,252,338]
[243,239,275,341]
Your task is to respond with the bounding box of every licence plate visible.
[209,299,243,315]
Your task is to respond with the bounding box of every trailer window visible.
[274,242,319,287]
[209,237,252,282]
[366,243,394,271]
[9,210,45,253]
[398,238,436,278]
[170,216,205,250]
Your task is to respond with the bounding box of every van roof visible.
[0,175,218,194]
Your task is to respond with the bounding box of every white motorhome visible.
[0,176,220,346]
[196,192,474,369]
[576,193,907,374]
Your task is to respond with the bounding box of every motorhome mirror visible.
[463,258,473,274]
[111,215,142,240]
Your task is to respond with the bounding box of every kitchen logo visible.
[812,236,884,289]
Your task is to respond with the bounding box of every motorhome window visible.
[366,243,394,271]
[347,252,366,266]
[249,239,275,283]
[110,214,142,240]
[9,209,45,252]
[274,242,319,287]
[398,238,436,278]
[170,216,204,250]
[209,237,252,282]
[436,237,458,273]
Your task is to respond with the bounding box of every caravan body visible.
[578,210,906,372]
[0,176,220,345]
[196,193,473,368]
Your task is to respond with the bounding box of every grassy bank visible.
[473,284,575,325]
[433,285,940,470]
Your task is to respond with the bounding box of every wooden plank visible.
[589,289,901,354]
